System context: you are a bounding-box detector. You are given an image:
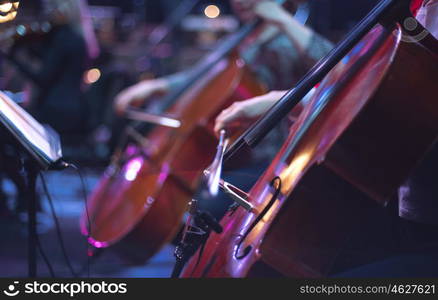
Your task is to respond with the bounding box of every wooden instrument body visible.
[81,54,267,263]
[182,25,438,277]
[79,0,313,264]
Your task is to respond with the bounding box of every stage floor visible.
[0,168,175,278]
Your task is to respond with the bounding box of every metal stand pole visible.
[25,160,39,278]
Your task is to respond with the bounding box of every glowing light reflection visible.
[84,68,101,84]
[279,153,311,192]
[204,5,220,18]
[124,157,143,182]
[87,237,108,249]
[0,3,13,13]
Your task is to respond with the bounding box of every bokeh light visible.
[204,4,220,19]
[84,68,101,84]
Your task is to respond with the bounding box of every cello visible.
[80,1,310,263]
[182,0,438,277]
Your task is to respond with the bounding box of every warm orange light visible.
[279,152,311,193]
[85,68,101,84]
[0,3,13,13]
[204,4,220,19]
[0,11,16,23]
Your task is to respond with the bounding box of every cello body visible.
[81,54,267,263]
[182,25,438,277]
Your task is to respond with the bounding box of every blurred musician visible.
[113,0,333,115]
[8,0,99,135]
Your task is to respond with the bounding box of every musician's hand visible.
[114,78,169,115]
[214,90,287,137]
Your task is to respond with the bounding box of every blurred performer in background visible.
[9,0,99,135]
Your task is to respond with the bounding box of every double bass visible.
[182,0,438,277]
[80,1,310,263]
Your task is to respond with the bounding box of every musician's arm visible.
[250,1,333,90]
[254,2,332,61]
[214,88,315,135]
[257,3,311,54]
[113,69,193,115]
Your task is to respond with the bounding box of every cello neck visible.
[158,20,260,111]
[159,0,293,111]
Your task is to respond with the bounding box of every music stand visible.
[0,91,67,277]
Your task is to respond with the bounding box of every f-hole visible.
[234,177,282,260]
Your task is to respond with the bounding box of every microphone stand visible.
[23,158,39,277]
[171,131,231,278]
[170,129,252,278]
[0,92,68,277]
[171,198,222,278]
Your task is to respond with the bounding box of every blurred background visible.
[0,0,380,164]
[0,0,380,278]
